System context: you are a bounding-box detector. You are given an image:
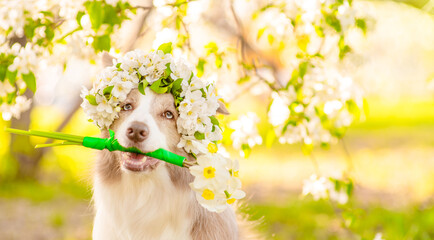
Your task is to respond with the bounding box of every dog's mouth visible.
[121,152,161,172]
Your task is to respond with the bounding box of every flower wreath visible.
[81,43,245,212]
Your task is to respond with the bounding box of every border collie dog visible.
[92,87,249,240]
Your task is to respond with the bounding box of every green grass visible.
[242,198,434,240]
[0,175,433,239]
[354,98,434,129]
[0,180,91,202]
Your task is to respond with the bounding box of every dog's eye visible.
[122,103,133,111]
[164,111,174,119]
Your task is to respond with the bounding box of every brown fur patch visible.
[149,92,195,189]
[95,90,141,183]
[190,203,238,240]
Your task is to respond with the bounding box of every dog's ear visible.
[217,101,229,115]
[102,52,115,67]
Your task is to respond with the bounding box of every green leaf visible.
[175,16,182,30]
[205,42,218,55]
[103,3,121,26]
[0,65,7,82]
[355,18,367,35]
[174,0,189,7]
[194,131,205,140]
[161,76,172,86]
[76,11,85,26]
[93,35,111,52]
[6,70,17,85]
[267,34,275,45]
[85,95,98,106]
[325,14,342,32]
[85,1,103,31]
[103,85,114,96]
[320,142,330,149]
[40,11,54,17]
[196,58,206,77]
[297,35,310,52]
[215,55,222,68]
[157,42,172,54]
[238,76,250,84]
[44,27,55,42]
[257,26,267,40]
[314,26,325,38]
[286,69,299,90]
[7,92,16,104]
[241,143,251,158]
[23,20,37,39]
[347,180,354,196]
[171,78,183,95]
[149,79,168,94]
[138,79,148,95]
[281,119,297,134]
[164,63,172,78]
[338,36,351,59]
[21,72,36,92]
[209,116,220,127]
[298,62,308,79]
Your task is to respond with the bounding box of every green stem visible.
[55,27,82,43]
[5,128,187,168]
[35,141,81,148]
[28,130,84,142]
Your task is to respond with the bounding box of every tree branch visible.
[227,0,284,90]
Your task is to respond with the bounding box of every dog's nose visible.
[126,121,149,142]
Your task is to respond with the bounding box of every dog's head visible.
[96,86,228,182]
[93,53,228,183]
[109,87,180,173]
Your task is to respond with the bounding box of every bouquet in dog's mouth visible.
[5,128,187,167]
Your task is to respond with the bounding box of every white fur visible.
[117,88,168,154]
[93,168,193,240]
[93,89,193,240]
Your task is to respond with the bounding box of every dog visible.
[91,83,256,239]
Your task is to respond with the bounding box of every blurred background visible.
[0,0,433,239]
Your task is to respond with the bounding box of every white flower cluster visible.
[268,64,363,145]
[0,96,32,121]
[81,47,244,212]
[0,0,84,121]
[0,42,38,121]
[190,154,245,212]
[229,112,263,157]
[302,174,349,204]
[291,0,357,34]
[8,43,39,75]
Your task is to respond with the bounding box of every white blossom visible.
[271,63,363,146]
[0,81,16,97]
[189,154,230,190]
[373,233,384,240]
[8,43,38,75]
[303,174,350,204]
[230,112,263,153]
[302,174,329,200]
[177,136,208,155]
[0,96,32,121]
